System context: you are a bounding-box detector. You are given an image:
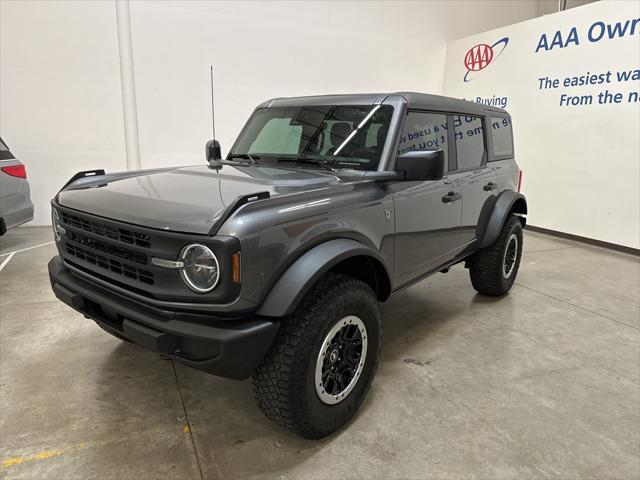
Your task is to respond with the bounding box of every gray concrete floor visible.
[1,227,638,480]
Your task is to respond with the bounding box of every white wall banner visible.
[444,1,639,249]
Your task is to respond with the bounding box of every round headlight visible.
[179,244,220,293]
[52,208,62,241]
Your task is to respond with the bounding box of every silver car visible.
[0,137,34,235]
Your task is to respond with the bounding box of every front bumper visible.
[48,256,279,379]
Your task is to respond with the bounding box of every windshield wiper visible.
[276,157,335,172]
[227,153,260,165]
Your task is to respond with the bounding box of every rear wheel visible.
[252,272,381,439]
[469,215,523,296]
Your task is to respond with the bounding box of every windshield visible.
[229,105,394,171]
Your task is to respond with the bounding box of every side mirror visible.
[206,139,222,161]
[395,150,445,181]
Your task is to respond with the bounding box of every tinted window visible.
[398,112,448,167]
[490,116,513,157]
[0,138,14,160]
[454,115,485,170]
[250,117,302,155]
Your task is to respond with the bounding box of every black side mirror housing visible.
[395,150,445,181]
[206,139,222,161]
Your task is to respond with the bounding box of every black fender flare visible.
[478,190,527,248]
[256,238,391,318]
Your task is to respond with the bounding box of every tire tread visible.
[252,272,379,438]
[469,215,523,296]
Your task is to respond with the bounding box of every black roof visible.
[259,92,508,116]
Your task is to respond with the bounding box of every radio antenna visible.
[210,65,216,142]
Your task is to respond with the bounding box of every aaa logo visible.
[464,44,494,71]
[463,37,509,82]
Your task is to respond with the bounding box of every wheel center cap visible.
[329,349,339,363]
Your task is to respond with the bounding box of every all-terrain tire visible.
[469,215,523,296]
[252,272,381,439]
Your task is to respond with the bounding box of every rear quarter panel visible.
[490,158,520,193]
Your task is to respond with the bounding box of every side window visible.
[398,111,448,168]
[0,138,13,160]
[490,116,514,158]
[453,115,485,170]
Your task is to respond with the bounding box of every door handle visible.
[441,191,462,203]
[483,182,498,191]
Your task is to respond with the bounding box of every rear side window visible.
[453,115,485,170]
[398,111,449,167]
[490,116,514,158]
[0,138,14,160]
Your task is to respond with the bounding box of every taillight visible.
[517,170,523,193]
[1,165,27,179]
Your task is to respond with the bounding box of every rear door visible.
[390,111,464,287]
[452,115,498,246]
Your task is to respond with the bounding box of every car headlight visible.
[179,244,220,293]
[52,208,64,241]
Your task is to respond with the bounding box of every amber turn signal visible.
[232,252,241,284]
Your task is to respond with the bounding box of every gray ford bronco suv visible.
[49,92,526,439]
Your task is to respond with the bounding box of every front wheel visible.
[468,215,523,296]
[252,273,381,439]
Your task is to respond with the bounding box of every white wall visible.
[443,0,640,249]
[128,0,544,168]
[1,0,543,225]
[0,0,126,226]
[537,0,600,17]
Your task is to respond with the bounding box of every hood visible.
[56,164,350,234]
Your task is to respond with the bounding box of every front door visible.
[390,179,463,287]
[390,111,464,287]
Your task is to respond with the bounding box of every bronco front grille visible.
[59,209,155,287]
[65,243,154,285]
[55,204,239,304]
[61,211,151,248]
[65,230,147,265]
